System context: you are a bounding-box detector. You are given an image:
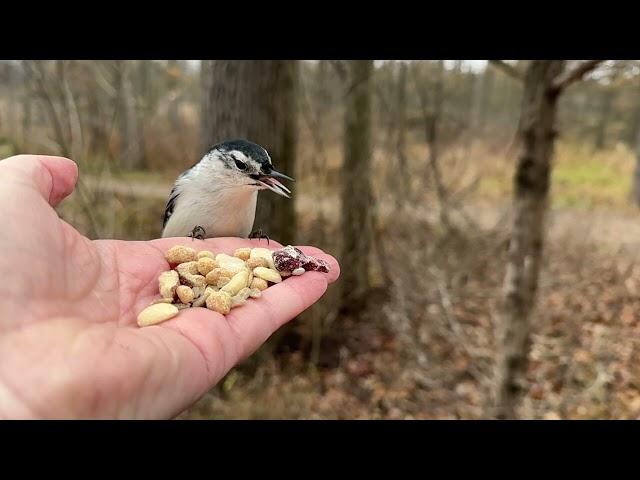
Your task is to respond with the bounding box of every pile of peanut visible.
[136,244,330,327]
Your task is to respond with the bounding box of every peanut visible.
[197,250,215,259]
[250,277,268,291]
[192,286,214,308]
[206,267,234,285]
[192,286,205,298]
[221,270,250,296]
[166,245,197,264]
[250,247,276,270]
[158,270,179,300]
[197,256,217,276]
[206,290,232,314]
[246,257,267,269]
[292,268,305,276]
[249,288,262,298]
[148,297,173,306]
[253,266,282,284]
[176,285,195,304]
[234,247,251,261]
[137,303,179,327]
[215,253,247,275]
[231,287,252,308]
[176,261,199,275]
[176,261,206,287]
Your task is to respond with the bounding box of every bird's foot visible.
[249,228,270,245]
[188,225,206,241]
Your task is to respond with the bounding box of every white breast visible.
[162,186,258,239]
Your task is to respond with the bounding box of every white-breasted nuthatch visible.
[161,139,294,240]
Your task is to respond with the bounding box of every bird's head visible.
[199,139,294,198]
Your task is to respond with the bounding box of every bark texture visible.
[340,60,374,309]
[493,60,566,419]
[201,60,298,244]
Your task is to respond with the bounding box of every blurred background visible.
[1,59,639,419]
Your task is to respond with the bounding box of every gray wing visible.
[163,185,180,229]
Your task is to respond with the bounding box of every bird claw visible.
[249,228,270,245]
[188,225,206,241]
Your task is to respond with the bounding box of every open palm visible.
[0,155,339,419]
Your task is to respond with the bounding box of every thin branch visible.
[551,60,604,93]
[488,60,524,82]
[327,60,348,82]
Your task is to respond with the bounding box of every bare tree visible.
[632,116,640,206]
[340,60,374,310]
[491,59,603,419]
[395,61,411,194]
[23,61,71,158]
[471,64,495,134]
[117,60,145,170]
[594,85,615,150]
[21,66,32,151]
[167,60,181,130]
[201,60,299,244]
[414,61,450,228]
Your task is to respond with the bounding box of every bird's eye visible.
[234,159,247,170]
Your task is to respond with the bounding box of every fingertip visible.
[2,154,78,207]
[316,253,341,284]
[40,156,78,206]
[295,246,340,284]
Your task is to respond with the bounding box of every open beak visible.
[255,169,295,198]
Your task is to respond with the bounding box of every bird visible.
[161,139,294,240]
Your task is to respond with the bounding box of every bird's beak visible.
[256,169,295,198]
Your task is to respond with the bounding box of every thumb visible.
[1,155,79,207]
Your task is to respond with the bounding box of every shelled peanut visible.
[136,244,330,327]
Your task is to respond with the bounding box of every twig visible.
[551,60,604,93]
[328,60,348,81]
[428,266,492,386]
[488,60,524,82]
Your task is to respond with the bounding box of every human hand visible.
[0,155,339,419]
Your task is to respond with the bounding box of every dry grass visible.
[477,140,636,211]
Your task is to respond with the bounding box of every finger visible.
[295,246,341,284]
[224,271,331,361]
[140,264,334,378]
[1,155,79,207]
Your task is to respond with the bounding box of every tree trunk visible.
[24,61,71,158]
[315,60,332,140]
[426,60,450,228]
[118,61,145,170]
[493,60,566,419]
[396,61,410,194]
[21,73,32,151]
[167,59,181,130]
[86,86,108,154]
[479,66,495,134]
[340,60,373,310]
[627,84,640,148]
[594,87,615,150]
[632,120,640,206]
[200,60,299,244]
